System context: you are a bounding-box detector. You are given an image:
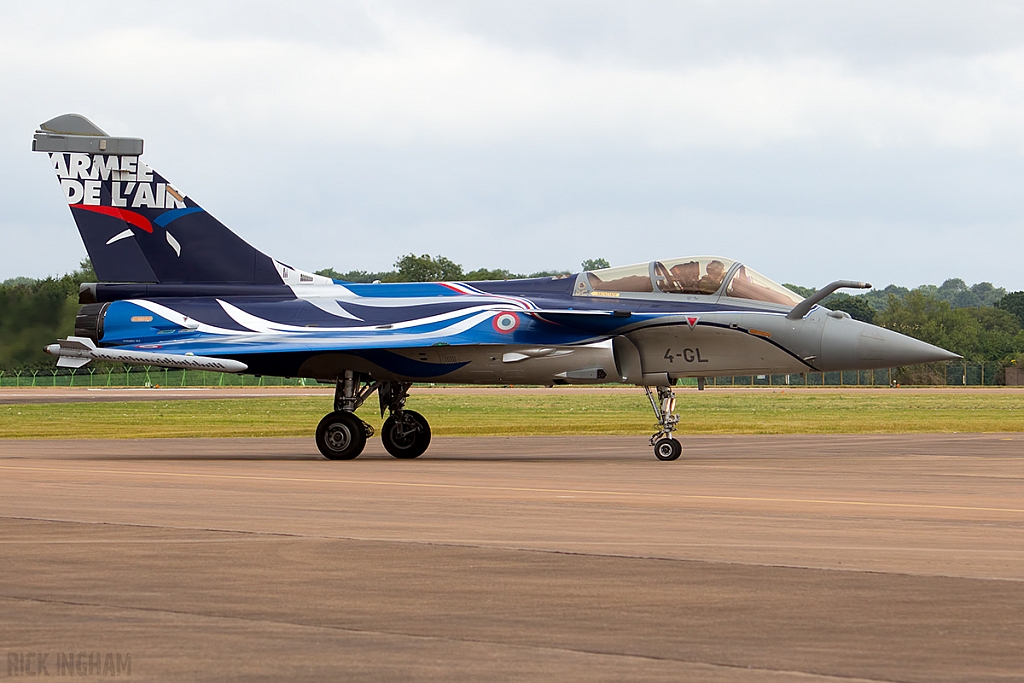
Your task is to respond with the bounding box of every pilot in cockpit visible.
[659,258,727,295]
[698,260,726,294]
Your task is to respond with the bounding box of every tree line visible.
[0,259,96,371]
[313,253,582,284]
[1,255,1022,372]
[784,280,1024,366]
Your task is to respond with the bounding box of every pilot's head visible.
[706,260,725,280]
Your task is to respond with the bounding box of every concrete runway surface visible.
[1,434,1022,682]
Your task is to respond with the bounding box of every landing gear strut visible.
[314,372,431,460]
[645,385,682,461]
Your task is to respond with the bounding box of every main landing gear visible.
[645,385,682,461]
[315,371,431,460]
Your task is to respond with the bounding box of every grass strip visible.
[1,392,1022,439]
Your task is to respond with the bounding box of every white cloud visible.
[5,10,1024,150]
[1,1,1023,289]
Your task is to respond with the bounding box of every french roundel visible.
[492,312,520,333]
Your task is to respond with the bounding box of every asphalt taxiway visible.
[1,434,1022,681]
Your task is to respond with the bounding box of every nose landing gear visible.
[645,385,682,461]
[314,372,432,460]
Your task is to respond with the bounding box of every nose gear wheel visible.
[646,385,682,461]
[653,436,682,461]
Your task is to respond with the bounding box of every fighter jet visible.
[34,114,959,461]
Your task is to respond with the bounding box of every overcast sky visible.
[3,1,1024,290]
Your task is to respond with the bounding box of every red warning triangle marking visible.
[686,316,699,329]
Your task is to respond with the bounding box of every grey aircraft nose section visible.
[819,315,960,371]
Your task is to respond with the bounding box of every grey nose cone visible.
[819,315,960,371]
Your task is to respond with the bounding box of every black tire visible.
[381,410,431,459]
[653,437,682,461]
[316,411,367,460]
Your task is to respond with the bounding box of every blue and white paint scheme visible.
[34,114,960,461]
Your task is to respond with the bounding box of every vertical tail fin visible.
[33,114,317,285]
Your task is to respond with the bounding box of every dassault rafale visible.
[34,114,959,461]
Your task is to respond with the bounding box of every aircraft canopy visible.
[582,257,804,306]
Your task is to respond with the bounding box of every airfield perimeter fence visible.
[0,362,1014,388]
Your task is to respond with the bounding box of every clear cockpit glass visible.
[584,263,654,293]
[725,265,804,306]
[653,257,735,295]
